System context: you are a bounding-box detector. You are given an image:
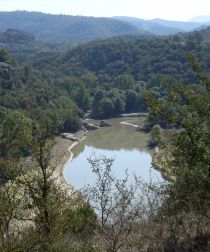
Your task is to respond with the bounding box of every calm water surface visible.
[64,117,162,189]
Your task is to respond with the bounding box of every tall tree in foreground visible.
[0,108,31,251]
[144,54,210,249]
[20,114,78,249]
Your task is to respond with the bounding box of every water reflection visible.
[64,117,162,189]
[73,118,152,158]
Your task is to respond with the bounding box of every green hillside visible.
[0,11,148,43]
[24,27,210,117]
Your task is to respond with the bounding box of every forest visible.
[1,26,210,118]
[0,16,210,251]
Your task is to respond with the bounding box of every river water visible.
[64,117,162,189]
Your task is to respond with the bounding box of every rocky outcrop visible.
[61,133,78,141]
[100,120,111,127]
[0,62,10,68]
[0,62,12,75]
[82,122,99,130]
[81,126,88,132]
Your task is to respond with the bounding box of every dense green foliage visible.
[0,49,81,134]
[25,27,209,116]
[1,26,210,118]
[0,29,63,63]
[143,55,210,250]
[146,55,210,209]
[54,34,201,82]
[0,108,31,159]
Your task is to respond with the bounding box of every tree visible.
[144,54,210,217]
[0,108,31,179]
[113,96,125,114]
[26,115,56,236]
[114,74,135,90]
[143,55,210,251]
[20,114,83,249]
[93,89,105,109]
[81,72,98,89]
[51,96,81,133]
[73,83,91,112]
[149,124,163,147]
[0,108,31,159]
[99,98,114,117]
[125,90,138,112]
[0,181,26,251]
[86,155,147,252]
[0,109,94,251]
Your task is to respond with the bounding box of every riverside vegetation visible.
[0,16,210,251]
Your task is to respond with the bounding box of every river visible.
[64,117,162,189]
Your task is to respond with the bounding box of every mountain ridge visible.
[113,16,183,35]
[114,16,209,35]
[0,11,149,43]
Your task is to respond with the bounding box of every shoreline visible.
[51,115,148,192]
[51,131,87,194]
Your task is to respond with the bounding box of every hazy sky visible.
[0,0,210,21]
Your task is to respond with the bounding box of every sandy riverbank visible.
[119,121,139,128]
[51,130,87,194]
[119,116,147,129]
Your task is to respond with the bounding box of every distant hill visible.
[1,11,208,44]
[113,16,208,35]
[113,16,183,35]
[0,11,148,43]
[190,15,210,23]
[151,18,205,31]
